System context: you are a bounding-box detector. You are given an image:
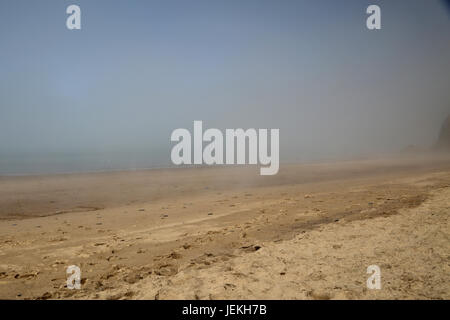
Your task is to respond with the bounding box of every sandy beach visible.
[0,154,449,300]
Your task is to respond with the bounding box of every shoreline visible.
[1,153,450,221]
[1,150,448,178]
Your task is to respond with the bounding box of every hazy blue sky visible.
[0,0,449,173]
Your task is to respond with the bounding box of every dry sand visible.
[0,154,449,299]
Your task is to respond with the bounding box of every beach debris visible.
[14,272,39,280]
[94,281,104,290]
[307,289,332,300]
[123,272,143,284]
[39,292,52,300]
[168,252,182,259]
[224,283,236,290]
[240,245,261,252]
[154,264,178,276]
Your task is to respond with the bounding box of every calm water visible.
[0,150,171,176]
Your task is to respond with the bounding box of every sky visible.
[0,0,449,173]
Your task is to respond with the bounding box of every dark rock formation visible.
[436,115,450,151]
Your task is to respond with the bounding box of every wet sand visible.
[0,154,449,299]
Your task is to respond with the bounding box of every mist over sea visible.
[0,146,402,176]
[1,2,449,175]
